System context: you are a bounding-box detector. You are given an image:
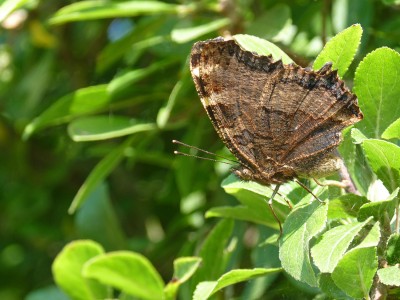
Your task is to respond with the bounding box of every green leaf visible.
[193,268,281,300]
[220,175,291,229]
[354,47,400,138]
[327,194,368,219]
[311,218,372,273]
[233,34,294,64]
[172,257,202,283]
[382,117,400,140]
[206,205,274,226]
[362,139,400,192]
[25,286,69,300]
[83,251,164,300]
[164,257,202,300]
[319,273,353,300]
[23,85,110,139]
[356,222,380,249]
[193,219,234,283]
[339,127,374,195]
[313,24,362,77]
[75,182,126,250]
[68,116,156,142]
[107,59,177,96]
[0,0,30,22]
[358,188,399,222]
[247,4,291,40]
[331,247,378,299]
[157,75,190,129]
[68,137,133,214]
[171,19,230,44]
[377,266,400,286]
[382,0,400,5]
[351,127,368,144]
[386,233,400,265]
[96,17,167,73]
[279,199,328,287]
[50,1,182,25]
[52,240,107,300]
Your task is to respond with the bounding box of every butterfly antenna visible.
[173,150,236,166]
[172,140,253,170]
[294,179,324,203]
[267,184,283,238]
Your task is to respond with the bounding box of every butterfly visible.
[187,37,363,232]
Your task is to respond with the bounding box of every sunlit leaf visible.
[362,139,400,192]
[311,218,371,273]
[171,19,230,44]
[354,47,400,138]
[52,240,107,300]
[68,116,156,142]
[83,251,164,300]
[313,24,362,76]
[279,199,327,287]
[331,247,377,299]
[50,1,183,25]
[382,117,400,140]
[193,268,281,300]
[233,34,294,64]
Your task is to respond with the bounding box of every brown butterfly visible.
[186,37,362,232]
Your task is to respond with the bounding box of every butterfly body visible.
[190,37,363,186]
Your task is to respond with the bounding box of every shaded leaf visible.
[193,219,234,283]
[319,274,353,300]
[358,188,399,222]
[68,137,134,214]
[23,85,110,139]
[75,182,126,250]
[107,59,177,96]
[387,233,400,265]
[25,285,69,300]
[247,4,291,40]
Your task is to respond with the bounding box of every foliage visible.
[1,0,400,299]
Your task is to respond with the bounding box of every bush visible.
[1,0,400,299]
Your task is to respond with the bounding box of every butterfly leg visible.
[267,184,283,237]
[294,179,325,204]
[277,191,293,210]
[313,177,349,189]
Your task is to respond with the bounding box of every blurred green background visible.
[0,0,399,299]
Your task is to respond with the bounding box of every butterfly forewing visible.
[190,37,363,184]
